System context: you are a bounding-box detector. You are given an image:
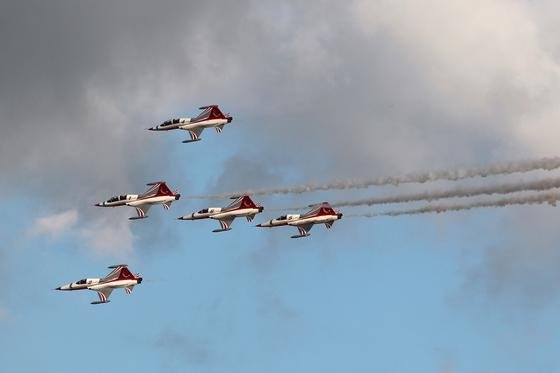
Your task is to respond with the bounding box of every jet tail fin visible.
[118,267,135,280]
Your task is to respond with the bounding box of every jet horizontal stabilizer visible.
[212,228,232,233]
[146,181,165,186]
[90,300,111,305]
[291,234,311,239]
[108,264,127,269]
[182,138,202,143]
[129,216,148,220]
[199,105,218,110]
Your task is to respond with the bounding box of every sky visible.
[2,0,560,372]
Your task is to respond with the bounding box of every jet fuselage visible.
[149,118,191,131]
[178,207,222,220]
[56,277,142,291]
[288,212,343,227]
[256,214,301,227]
[95,194,138,207]
[179,117,231,132]
[210,206,264,221]
[126,194,180,207]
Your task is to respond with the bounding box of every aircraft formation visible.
[55,105,560,304]
[57,104,343,304]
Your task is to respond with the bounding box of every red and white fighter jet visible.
[55,264,142,305]
[256,202,343,238]
[95,181,181,220]
[178,195,264,232]
[148,105,233,143]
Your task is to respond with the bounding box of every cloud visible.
[155,329,210,365]
[27,207,134,258]
[79,212,135,258]
[458,206,560,312]
[3,0,560,316]
[207,154,284,198]
[29,209,78,238]
[3,0,560,199]
[258,293,299,322]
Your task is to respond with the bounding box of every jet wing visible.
[91,288,113,304]
[130,203,151,220]
[292,223,314,238]
[213,216,235,232]
[184,127,204,142]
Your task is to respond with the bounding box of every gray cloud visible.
[460,206,560,310]
[3,0,560,321]
[4,0,560,202]
[207,154,284,199]
[155,329,210,365]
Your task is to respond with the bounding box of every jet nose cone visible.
[258,206,264,212]
[138,277,143,284]
[255,223,262,227]
[54,286,61,290]
[175,194,181,200]
[227,116,233,123]
[338,213,343,219]
[94,203,101,207]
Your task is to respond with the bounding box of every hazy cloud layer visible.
[29,209,78,238]
[3,0,560,322]
[460,207,560,312]
[155,329,210,366]
[5,0,560,200]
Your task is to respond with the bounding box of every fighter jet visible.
[148,105,233,143]
[178,195,264,232]
[55,264,142,304]
[256,202,343,238]
[95,181,180,220]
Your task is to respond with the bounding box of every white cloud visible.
[30,209,78,238]
[352,0,560,156]
[79,212,135,259]
[29,208,135,259]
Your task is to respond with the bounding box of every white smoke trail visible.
[190,156,560,199]
[280,177,560,210]
[351,191,560,218]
